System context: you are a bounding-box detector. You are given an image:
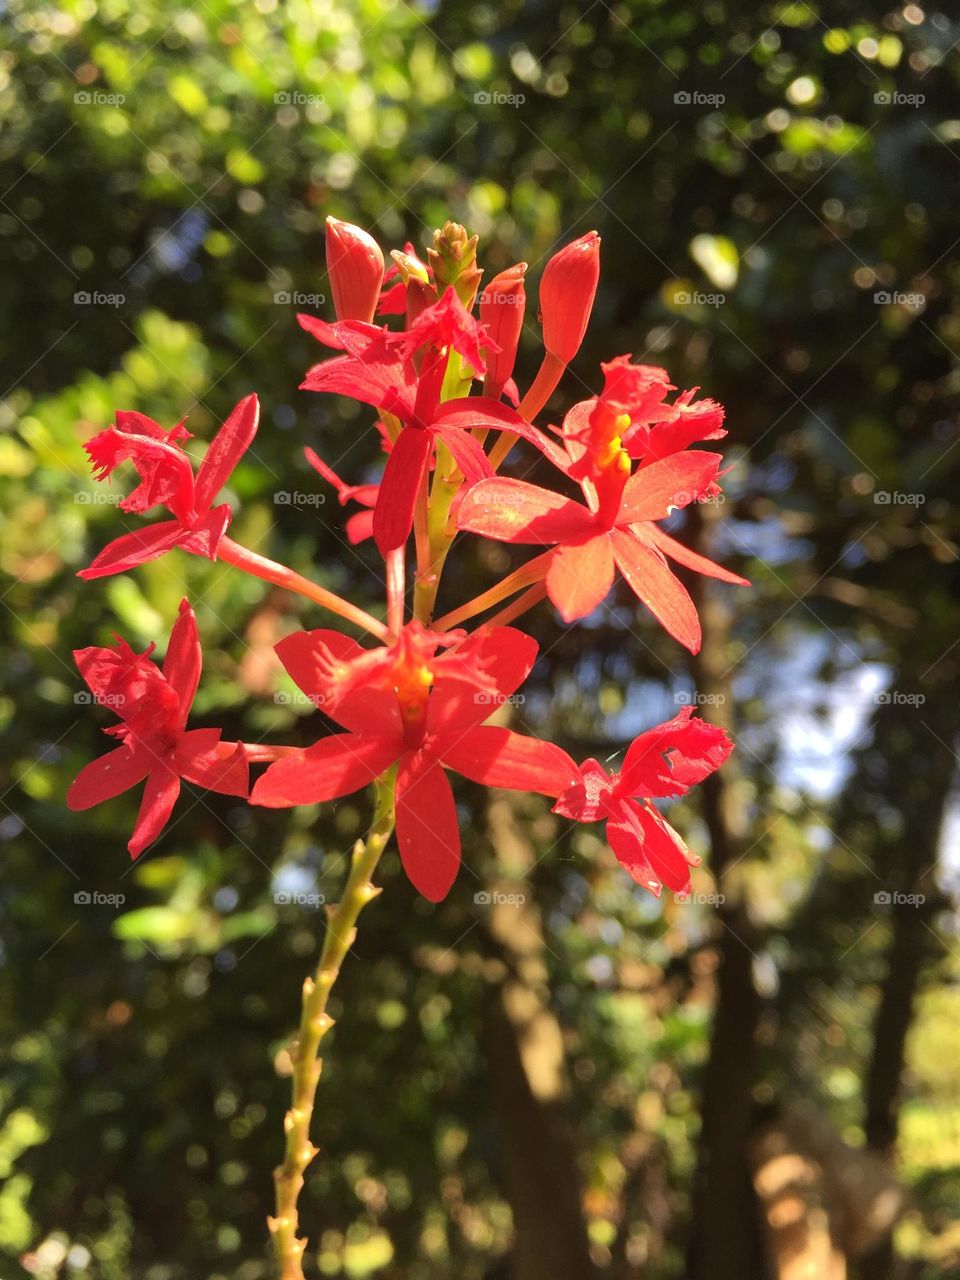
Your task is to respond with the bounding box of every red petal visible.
[176,731,249,796]
[427,627,539,737]
[395,752,461,902]
[634,804,697,892]
[251,734,398,807]
[193,393,259,513]
[436,423,493,485]
[179,504,232,559]
[617,451,723,523]
[163,599,201,724]
[78,520,186,580]
[128,768,181,859]
[274,629,402,737]
[619,709,733,798]
[67,745,151,810]
[441,725,578,797]
[457,478,595,545]
[545,534,615,621]
[606,809,661,895]
[646,524,749,586]
[372,426,432,555]
[610,528,701,653]
[345,509,374,544]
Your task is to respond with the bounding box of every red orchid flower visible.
[298,292,550,556]
[553,708,733,896]
[252,622,577,901]
[79,394,260,580]
[591,356,727,465]
[457,447,747,653]
[67,600,249,858]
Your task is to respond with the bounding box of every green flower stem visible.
[268,771,397,1279]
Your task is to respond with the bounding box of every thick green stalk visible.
[268,771,397,1279]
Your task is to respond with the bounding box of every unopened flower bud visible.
[325,216,384,323]
[428,221,482,308]
[539,230,600,364]
[481,263,527,397]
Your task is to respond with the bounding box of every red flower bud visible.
[539,230,600,364]
[325,216,385,323]
[481,263,527,397]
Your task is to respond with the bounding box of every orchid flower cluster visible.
[70,218,746,1272]
[70,219,746,899]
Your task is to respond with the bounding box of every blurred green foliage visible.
[1,0,959,1278]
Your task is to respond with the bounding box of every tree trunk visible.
[858,699,955,1280]
[481,792,597,1280]
[685,504,767,1280]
